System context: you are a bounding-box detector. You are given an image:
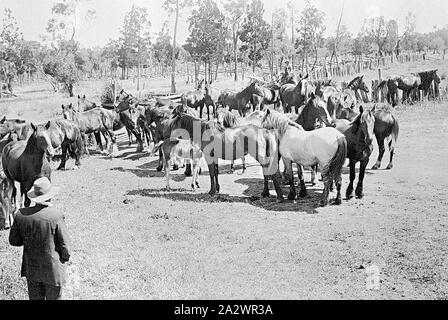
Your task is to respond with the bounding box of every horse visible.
[216,108,247,173]
[344,75,370,105]
[334,106,376,199]
[0,117,32,141]
[418,70,440,100]
[396,75,421,104]
[166,113,284,200]
[217,83,264,117]
[0,170,16,230]
[61,103,117,155]
[77,95,99,112]
[280,74,315,114]
[2,123,53,208]
[181,79,217,120]
[378,78,399,107]
[39,119,84,170]
[249,82,281,111]
[152,138,203,191]
[261,109,347,207]
[370,104,399,170]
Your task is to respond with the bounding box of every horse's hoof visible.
[287,193,296,201]
[261,191,270,198]
[172,165,179,171]
[72,165,80,170]
[299,190,307,198]
[191,184,196,191]
[184,171,192,177]
[386,164,394,170]
[208,190,216,197]
[333,198,342,206]
[345,188,354,200]
[371,163,380,170]
[195,182,200,189]
[156,166,163,172]
[276,196,284,203]
[356,192,364,199]
[320,199,329,207]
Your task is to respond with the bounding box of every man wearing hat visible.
[9,177,71,300]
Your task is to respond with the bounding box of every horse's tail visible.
[388,115,399,153]
[324,135,347,183]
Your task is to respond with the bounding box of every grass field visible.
[1,58,448,300]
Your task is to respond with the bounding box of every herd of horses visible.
[0,68,441,230]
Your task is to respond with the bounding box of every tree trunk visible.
[171,0,179,94]
[233,26,239,82]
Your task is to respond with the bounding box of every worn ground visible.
[1,59,448,300]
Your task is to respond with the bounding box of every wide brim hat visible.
[27,177,60,204]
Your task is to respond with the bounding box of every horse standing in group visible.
[217,82,264,117]
[181,79,217,120]
[2,123,53,208]
[261,109,347,207]
[280,74,315,114]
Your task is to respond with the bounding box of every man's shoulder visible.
[18,206,65,222]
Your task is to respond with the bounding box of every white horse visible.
[261,109,347,207]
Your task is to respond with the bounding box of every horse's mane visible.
[222,111,241,128]
[265,110,304,135]
[347,76,361,89]
[169,113,224,138]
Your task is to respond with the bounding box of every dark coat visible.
[9,205,71,286]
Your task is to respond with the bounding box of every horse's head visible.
[358,106,376,146]
[61,103,75,120]
[0,172,15,230]
[32,122,55,157]
[307,93,334,128]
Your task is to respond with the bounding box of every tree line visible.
[1,0,448,97]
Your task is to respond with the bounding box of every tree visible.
[118,5,151,86]
[184,0,226,83]
[152,21,173,74]
[164,0,192,93]
[223,0,247,81]
[295,0,326,72]
[269,8,295,76]
[239,0,270,73]
[402,12,417,51]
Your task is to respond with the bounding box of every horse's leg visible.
[320,175,330,207]
[164,155,171,191]
[207,104,211,121]
[334,168,343,205]
[272,170,284,201]
[57,141,68,171]
[346,158,356,199]
[82,133,90,155]
[127,128,133,146]
[241,156,246,173]
[93,132,103,152]
[355,158,369,199]
[184,161,192,177]
[214,163,220,194]
[261,175,270,198]
[229,159,234,173]
[281,157,289,184]
[372,133,385,170]
[208,163,216,196]
[387,138,395,170]
[285,160,296,200]
[191,160,200,190]
[297,165,307,198]
[157,148,164,172]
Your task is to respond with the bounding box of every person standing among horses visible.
[9,177,72,300]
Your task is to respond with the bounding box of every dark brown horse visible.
[334,106,376,199]
[166,113,284,199]
[280,74,315,114]
[40,119,83,170]
[418,70,440,100]
[217,83,264,117]
[2,123,53,208]
[378,78,399,107]
[396,75,421,104]
[345,75,370,104]
[181,79,217,120]
[62,103,117,155]
[370,104,399,170]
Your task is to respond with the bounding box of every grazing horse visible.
[371,104,399,170]
[166,113,284,200]
[261,109,347,206]
[217,83,264,117]
[2,123,53,208]
[39,119,83,170]
[62,104,117,155]
[280,74,315,114]
[334,106,376,199]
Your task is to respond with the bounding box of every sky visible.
[1,0,448,48]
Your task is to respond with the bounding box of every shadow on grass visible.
[125,176,327,214]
